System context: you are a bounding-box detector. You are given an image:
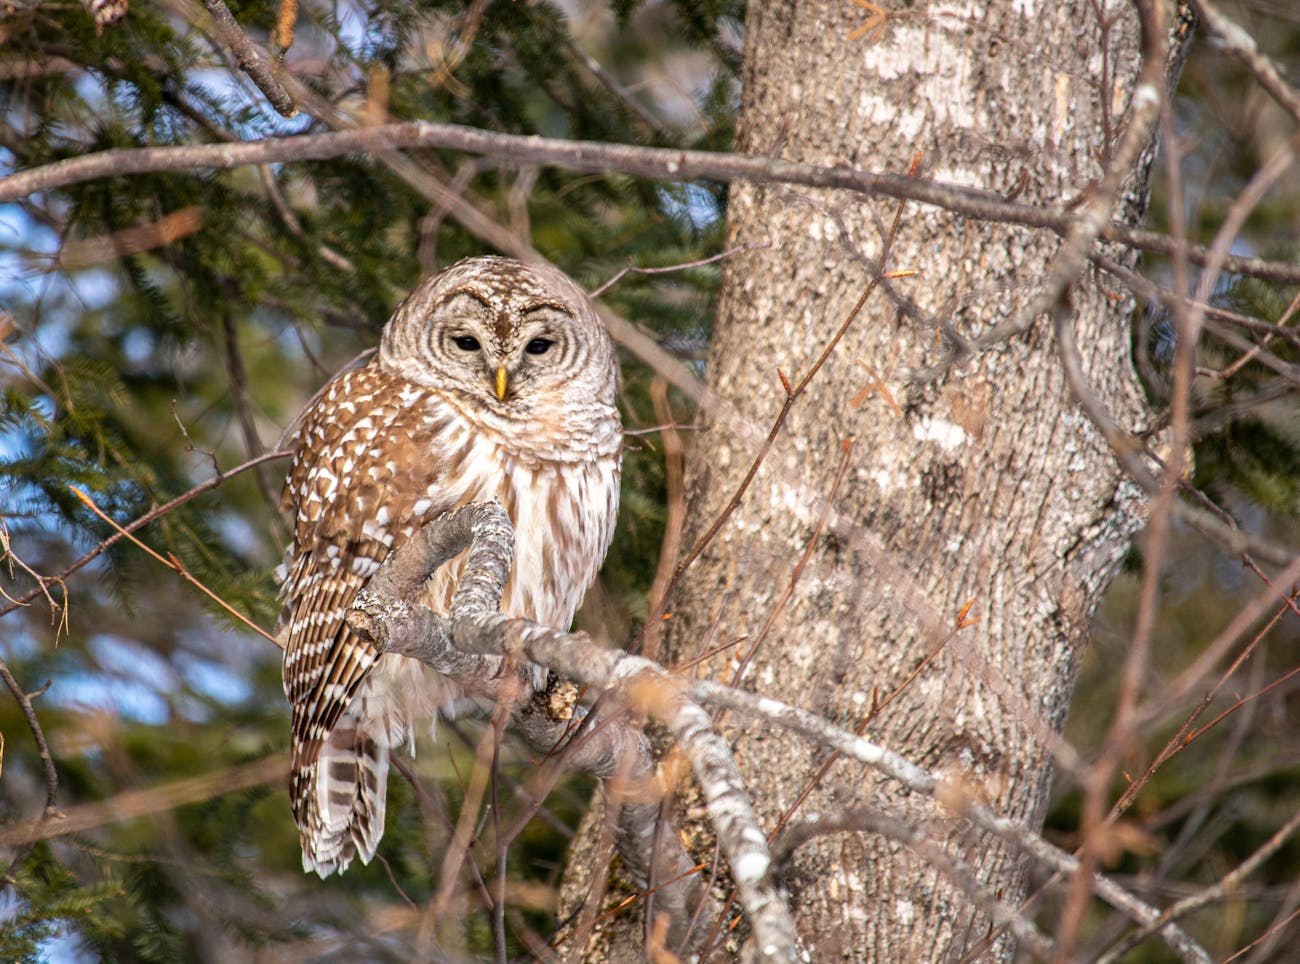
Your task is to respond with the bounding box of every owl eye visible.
[524,338,553,356]
[451,335,481,352]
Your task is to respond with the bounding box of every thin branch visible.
[0,656,60,885]
[772,807,1055,961]
[219,312,284,534]
[1190,0,1300,127]
[690,681,1212,964]
[645,163,916,640]
[4,120,1300,285]
[1099,809,1300,962]
[1110,590,1298,824]
[589,243,771,298]
[195,0,297,117]
[0,753,285,849]
[1052,291,1296,568]
[0,451,290,620]
[916,0,1169,380]
[640,378,686,663]
[70,486,280,646]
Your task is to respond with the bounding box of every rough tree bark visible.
[661,1,1163,959]
[561,1,1184,960]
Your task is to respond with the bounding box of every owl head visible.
[378,257,617,416]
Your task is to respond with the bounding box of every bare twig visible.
[1190,0,1300,127]
[1099,808,1300,963]
[219,312,284,533]
[589,243,771,298]
[772,807,1055,961]
[70,486,280,646]
[645,162,916,640]
[691,681,1212,964]
[0,656,60,884]
[640,379,686,663]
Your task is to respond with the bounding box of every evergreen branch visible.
[4,121,1300,284]
[70,486,280,645]
[0,451,290,621]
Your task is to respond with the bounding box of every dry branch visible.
[772,808,1054,960]
[195,0,297,117]
[1190,0,1300,127]
[3,120,1300,286]
[690,682,1213,964]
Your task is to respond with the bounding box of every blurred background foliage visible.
[0,0,1296,960]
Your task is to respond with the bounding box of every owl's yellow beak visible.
[494,366,508,402]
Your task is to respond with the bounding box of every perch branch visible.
[347,503,717,957]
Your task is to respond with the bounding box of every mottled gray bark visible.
[657,1,1163,960]
[552,3,1194,962]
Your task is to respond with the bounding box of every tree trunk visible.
[566,2,1170,959]
[672,0,1160,958]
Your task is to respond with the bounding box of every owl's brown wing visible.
[279,365,463,863]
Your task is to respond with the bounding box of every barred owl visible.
[278,257,622,876]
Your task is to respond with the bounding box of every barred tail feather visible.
[293,690,395,877]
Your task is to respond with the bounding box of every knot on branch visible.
[343,588,405,646]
